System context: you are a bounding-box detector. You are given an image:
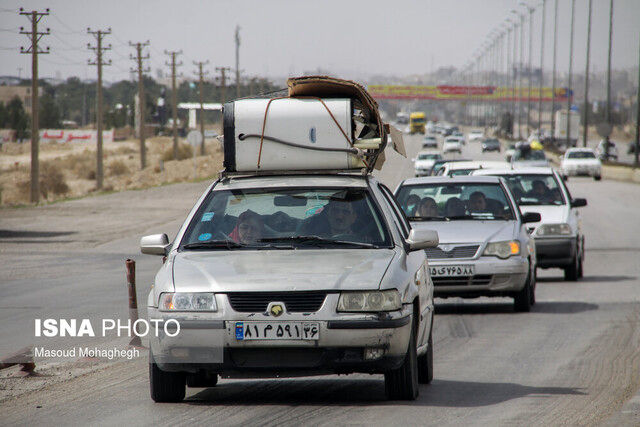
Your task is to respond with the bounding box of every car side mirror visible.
[406,229,439,251]
[141,233,170,256]
[522,212,541,223]
[571,198,587,208]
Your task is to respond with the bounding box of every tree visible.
[0,102,7,128]
[39,92,61,128]
[7,96,29,140]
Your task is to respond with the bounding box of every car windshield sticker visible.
[198,233,212,241]
[201,212,214,222]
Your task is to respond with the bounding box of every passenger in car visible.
[444,197,466,217]
[416,197,439,218]
[229,210,265,244]
[404,194,421,216]
[299,199,358,238]
[528,180,551,201]
[467,191,488,213]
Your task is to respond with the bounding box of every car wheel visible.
[417,324,433,384]
[594,175,601,181]
[529,264,537,305]
[514,271,532,312]
[564,255,579,281]
[149,355,186,402]
[385,314,419,400]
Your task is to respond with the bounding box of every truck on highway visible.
[554,110,580,147]
[409,112,426,134]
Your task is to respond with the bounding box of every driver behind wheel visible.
[298,197,359,239]
[229,210,264,244]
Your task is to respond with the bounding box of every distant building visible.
[0,85,43,115]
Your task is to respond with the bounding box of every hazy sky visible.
[0,0,639,84]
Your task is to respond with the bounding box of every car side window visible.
[378,184,410,238]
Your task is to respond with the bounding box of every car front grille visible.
[227,292,328,313]
[425,245,480,259]
[432,275,493,287]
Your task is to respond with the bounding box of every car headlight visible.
[536,223,572,236]
[337,290,402,312]
[483,240,520,259]
[160,292,218,311]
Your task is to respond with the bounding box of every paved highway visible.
[1,134,640,425]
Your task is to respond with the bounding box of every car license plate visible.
[235,321,320,341]
[429,265,475,277]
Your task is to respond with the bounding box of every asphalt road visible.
[1,133,640,425]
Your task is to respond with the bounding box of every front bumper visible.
[147,295,413,375]
[430,256,528,298]
[563,166,601,177]
[534,237,576,267]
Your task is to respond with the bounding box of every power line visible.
[49,14,82,34]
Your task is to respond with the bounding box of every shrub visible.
[162,143,193,161]
[108,159,129,176]
[39,161,69,197]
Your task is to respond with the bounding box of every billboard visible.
[368,85,572,102]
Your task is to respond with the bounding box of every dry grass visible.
[108,159,129,176]
[0,137,224,206]
[162,143,193,161]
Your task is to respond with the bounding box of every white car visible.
[443,137,463,154]
[438,160,510,177]
[467,129,485,142]
[414,150,442,176]
[561,148,602,181]
[451,131,466,144]
[472,167,587,281]
[422,135,438,149]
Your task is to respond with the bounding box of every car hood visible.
[171,249,396,292]
[411,220,516,244]
[519,204,568,227]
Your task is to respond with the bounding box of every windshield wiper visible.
[183,240,245,250]
[259,235,379,249]
[444,215,476,220]
[407,216,448,221]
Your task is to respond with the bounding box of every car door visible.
[377,183,432,348]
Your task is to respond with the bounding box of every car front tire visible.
[417,325,433,384]
[150,356,186,403]
[514,270,533,312]
[564,254,580,281]
[385,315,419,400]
[594,175,601,181]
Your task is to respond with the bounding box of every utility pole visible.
[235,25,241,99]
[605,0,614,159]
[19,8,49,204]
[582,0,593,148]
[193,60,209,155]
[518,11,524,139]
[216,66,231,105]
[511,19,518,135]
[538,0,546,132]
[522,3,535,137]
[165,50,183,160]
[635,32,640,168]
[130,41,150,169]
[88,28,111,190]
[550,0,559,144]
[566,0,576,148]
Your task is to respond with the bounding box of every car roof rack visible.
[218,168,368,181]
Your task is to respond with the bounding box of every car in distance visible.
[481,138,501,153]
[511,146,549,168]
[561,148,602,181]
[438,160,509,177]
[141,174,439,402]
[472,167,587,281]
[430,158,471,176]
[395,176,540,311]
[414,151,443,176]
[467,129,485,142]
[422,135,438,149]
[451,131,466,145]
[443,137,463,154]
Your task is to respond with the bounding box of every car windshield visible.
[567,151,596,159]
[180,187,392,250]
[513,150,546,161]
[397,183,515,221]
[497,174,566,206]
[418,153,439,160]
[484,139,499,144]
